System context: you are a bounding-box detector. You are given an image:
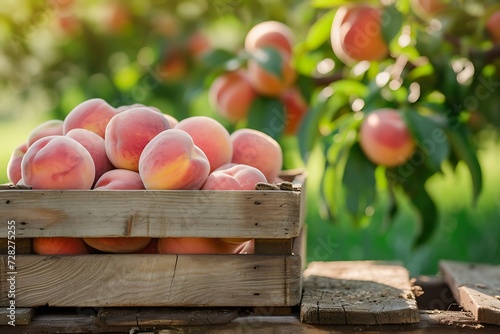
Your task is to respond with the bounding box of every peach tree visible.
[203,0,500,246]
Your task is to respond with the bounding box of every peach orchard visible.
[3,0,500,252]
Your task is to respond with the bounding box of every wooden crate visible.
[0,172,306,308]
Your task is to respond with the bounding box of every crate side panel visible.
[0,190,301,238]
[0,254,300,307]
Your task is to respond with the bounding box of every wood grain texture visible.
[0,254,302,308]
[300,261,420,325]
[1,310,497,333]
[0,189,301,239]
[440,260,500,325]
[0,307,34,325]
[97,307,238,326]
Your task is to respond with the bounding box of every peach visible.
[66,128,114,184]
[105,107,171,171]
[139,129,210,190]
[331,5,388,63]
[359,109,416,167]
[33,237,90,255]
[164,113,179,127]
[83,237,152,254]
[135,238,159,254]
[6,143,28,184]
[116,104,161,114]
[175,116,232,172]
[230,128,283,182]
[187,30,212,59]
[159,47,187,82]
[281,87,308,135]
[410,0,448,19]
[27,119,64,147]
[202,163,267,190]
[209,70,257,122]
[487,11,500,44]
[235,239,255,254]
[93,169,145,190]
[247,47,296,97]
[21,135,95,189]
[157,237,240,254]
[63,98,118,138]
[245,20,294,55]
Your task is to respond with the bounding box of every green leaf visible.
[408,186,438,247]
[446,124,483,205]
[381,4,403,45]
[341,142,377,217]
[403,109,450,172]
[246,96,285,140]
[305,9,336,50]
[298,99,325,161]
[311,0,348,8]
[199,48,237,70]
[250,47,285,80]
[393,162,438,246]
[320,162,338,221]
[330,79,369,97]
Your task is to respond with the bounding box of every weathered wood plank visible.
[0,254,301,307]
[0,189,301,239]
[97,307,238,326]
[440,260,500,325]
[300,261,420,325]
[0,307,34,325]
[1,310,498,333]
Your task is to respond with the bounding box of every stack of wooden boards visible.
[0,260,499,333]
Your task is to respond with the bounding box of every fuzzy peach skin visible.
[6,143,28,184]
[281,87,308,135]
[209,70,257,122]
[331,5,388,64]
[359,108,416,167]
[175,116,232,172]
[157,237,241,254]
[33,237,90,255]
[247,47,296,97]
[63,98,118,138]
[105,107,171,171]
[230,128,283,182]
[93,169,145,190]
[83,237,152,254]
[245,20,294,55]
[138,129,210,190]
[135,238,159,254]
[27,119,64,147]
[21,135,95,189]
[66,128,114,185]
[201,163,267,190]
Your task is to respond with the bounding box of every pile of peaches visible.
[6,99,284,256]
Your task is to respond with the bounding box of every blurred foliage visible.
[1,0,499,266]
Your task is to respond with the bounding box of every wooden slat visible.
[97,307,238,326]
[0,254,301,307]
[300,261,420,325]
[0,307,34,325]
[440,260,500,325]
[0,189,301,239]
[1,310,498,333]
